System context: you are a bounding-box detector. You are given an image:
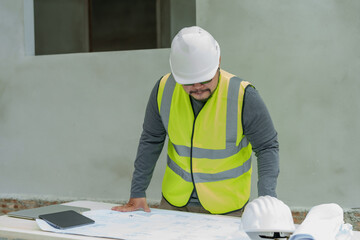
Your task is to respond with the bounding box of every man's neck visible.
[190,96,206,117]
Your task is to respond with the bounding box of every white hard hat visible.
[169,26,220,85]
[241,196,296,240]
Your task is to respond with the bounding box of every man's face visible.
[182,68,220,101]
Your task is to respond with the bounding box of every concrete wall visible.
[0,0,168,203]
[170,0,196,39]
[197,0,360,208]
[1,0,359,210]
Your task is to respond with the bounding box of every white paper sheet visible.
[36,209,250,240]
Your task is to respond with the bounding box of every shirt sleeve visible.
[242,86,280,197]
[130,79,167,198]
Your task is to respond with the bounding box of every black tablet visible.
[39,210,95,229]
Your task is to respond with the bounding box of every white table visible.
[0,201,115,240]
[1,201,359,240]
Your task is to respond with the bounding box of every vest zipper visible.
[189,96,207,202]
[190,116,197,193]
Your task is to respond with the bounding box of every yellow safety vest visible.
[157,69,253,214]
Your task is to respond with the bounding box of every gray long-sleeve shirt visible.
[130,76,279,202]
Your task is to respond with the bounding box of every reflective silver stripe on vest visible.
[226,77,241,144]
[167,155,251,183]
[160,75,249,159]
[160,74,176,133]
[173,137,249,159]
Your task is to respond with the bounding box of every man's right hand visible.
[111,197,150,212]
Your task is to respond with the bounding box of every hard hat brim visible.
[244,228,296,233]
[171,63,219,85]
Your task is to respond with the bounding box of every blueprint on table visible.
[36,208,251,240]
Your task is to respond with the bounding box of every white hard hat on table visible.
[241,196,296,240]
[169,26,221,85]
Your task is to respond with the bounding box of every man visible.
[112,26,279,216]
